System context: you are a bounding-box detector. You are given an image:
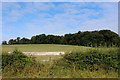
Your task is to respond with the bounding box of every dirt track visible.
[8,52,65,55]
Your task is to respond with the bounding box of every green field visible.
[2,44,119,78]
[2,44,117,52]
[2,44,118,64]
[2,44,118,62]
[2,44,90,52]
[1,44,75,63]
[2,44,89,63]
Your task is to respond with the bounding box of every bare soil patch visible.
[8,52,65,55]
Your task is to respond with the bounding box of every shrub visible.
[2,49,39,73]
[57,49,118,72]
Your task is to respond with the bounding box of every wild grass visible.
[30,55,62,64]
[1,44,119,78]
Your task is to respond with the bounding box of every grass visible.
[1,44,119,78]
[2,44,118,53]
[32,55,61,61]
[2,44,90,52]
[29,55,62,64]
[2,44,118,64]
[2,60,118,78]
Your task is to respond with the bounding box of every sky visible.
[2,2,118,41]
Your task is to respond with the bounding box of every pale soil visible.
[8,52,65,55]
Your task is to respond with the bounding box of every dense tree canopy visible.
[3,30,120,47]
[2,41,7,45]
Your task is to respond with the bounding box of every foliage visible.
[2,49,119,78]
[8,37,30,44]
[2,41,7,45]
[5,29,120,47]
[2,49,42,73]
[55,49,118,72]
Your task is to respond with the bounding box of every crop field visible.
[2,44,90,52]
[2,44,118,53]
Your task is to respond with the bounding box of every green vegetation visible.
[3,30,120,47]
[2,41,7,45]
[2,48,119,78]
[2,44,90,52]
[2,44,118,53]
[2,29,119,78]
[56,49,118,72]
[2,49,43,78]
[32,55,62,63]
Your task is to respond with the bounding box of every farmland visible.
[2,44,91,52]
[1,44,119,78]
[2,44,118,53]
[2,44,118,63]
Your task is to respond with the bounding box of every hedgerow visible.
[2,49,42,73]
[54,49,118,72]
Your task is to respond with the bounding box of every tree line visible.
[2,30,120,47]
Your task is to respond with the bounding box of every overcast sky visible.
[2,2,118,41]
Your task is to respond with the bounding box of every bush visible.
[2,49,39,73]
[57,49,118,72]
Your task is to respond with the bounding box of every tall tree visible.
[16,37,20,44]
[2,41,7,45]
